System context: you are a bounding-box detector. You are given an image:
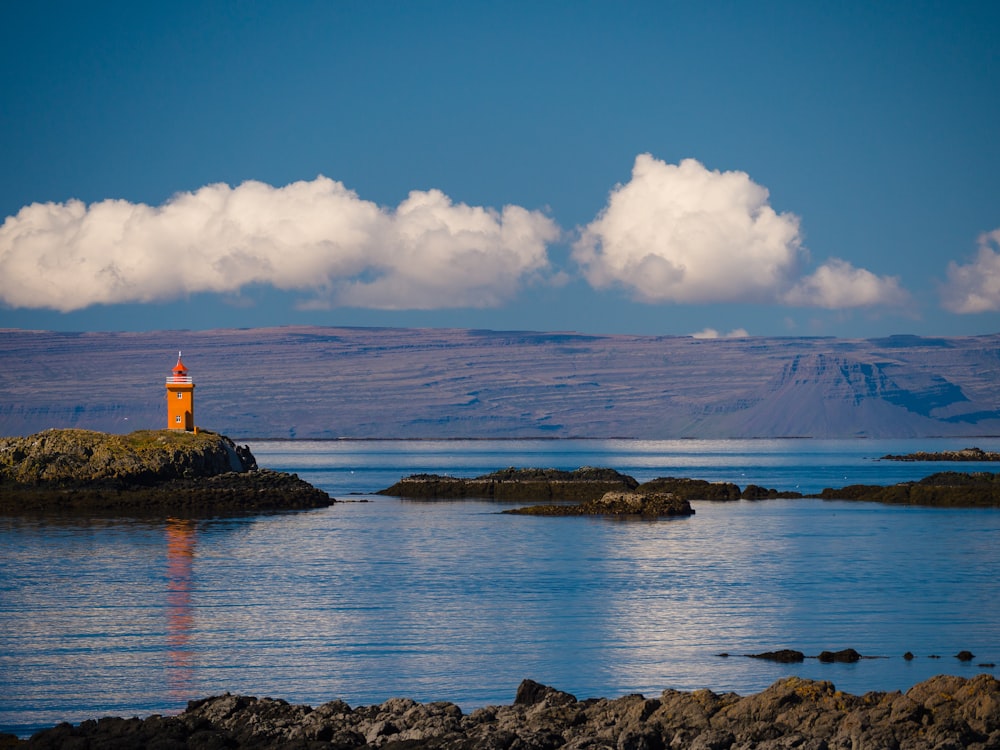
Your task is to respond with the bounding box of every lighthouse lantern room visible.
[166,352,195,431]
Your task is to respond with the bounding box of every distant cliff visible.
[0,429,333,513]
[2,327,999,438]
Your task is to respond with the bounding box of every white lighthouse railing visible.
[166,376,193,384]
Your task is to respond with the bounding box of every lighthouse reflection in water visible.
[165,518,195,700]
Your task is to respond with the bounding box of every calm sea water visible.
[2,438,1000,737]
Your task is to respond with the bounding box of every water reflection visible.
[165,518,195,701]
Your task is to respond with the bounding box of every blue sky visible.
[1,1,998,338]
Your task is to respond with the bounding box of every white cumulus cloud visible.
[782,258,909,309]
[573,154,908,310]
[940,229,1000,313]
[0,177,559,312]
[573,155,803,303]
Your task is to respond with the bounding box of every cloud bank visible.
[572,155,907,309]
[0,158,915,316]
[940,229,1000,313]
[0,177,559,312]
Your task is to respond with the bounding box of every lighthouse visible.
[166,352,195,431]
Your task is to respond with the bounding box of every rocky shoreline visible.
[0,429,334,514]
[9,674,1000,749]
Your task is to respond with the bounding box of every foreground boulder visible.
[14,674,1000,749]
[0,429,333,514]
[378,467,639,501]
[504,490,695,517]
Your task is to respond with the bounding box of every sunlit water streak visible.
[2,438,999,737]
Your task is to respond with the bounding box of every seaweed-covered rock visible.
[636,476,802,501]
[636,476,741,500]
[748,649,806,663]
[818,648,863,663]
[740,483,804,500]
[812,471,1000,507]
[378,466,638,501]
[504,490,694,517]
[883,447,1000,462]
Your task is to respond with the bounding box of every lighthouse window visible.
[175,415,182,423]
[177,392,184,399]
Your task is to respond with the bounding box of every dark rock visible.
[904,651,915,660]
[504,491,694,517]
[636,477,741,501]
[810,471,1000,507]
[378,467,639,501]
[957,650,976,661]
[514,679,576,707]
[882,447,1000,462]
[818,648,862,663]
[747,649,805,662]
[740,483,804,500]
[820,648,862,663]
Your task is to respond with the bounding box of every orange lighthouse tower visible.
[166,352,195,431]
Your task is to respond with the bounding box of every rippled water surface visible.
[2,438,1000,736]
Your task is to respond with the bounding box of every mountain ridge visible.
[1,326,998,439]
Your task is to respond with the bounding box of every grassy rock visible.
[0,429,332,514]
[0,428,254,485]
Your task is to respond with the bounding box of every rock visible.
[504,491,695,517]
[747,649,806,663]
[818,648,863,663]
[740,483,804,500]
[811,472,1000,507]
[514,679,577,707]
[21,674,1000,749]
[882,447,1000,462]
[0,429,333,514]
[0,428,255,484]
[635,477,741,501]
[378,467,639,501]
[958,650,976,661]
[634,477,802,501]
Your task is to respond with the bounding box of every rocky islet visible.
[0,428,334,514]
